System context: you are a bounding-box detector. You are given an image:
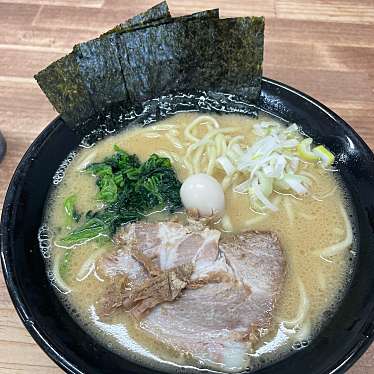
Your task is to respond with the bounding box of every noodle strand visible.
[315,204,353,257]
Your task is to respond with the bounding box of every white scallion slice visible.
[253,183,278,212]
[296,138,319,162]
[283,174,308,194]
[234,179,251,194]
[313,145,335,167]
[258,172,273,197]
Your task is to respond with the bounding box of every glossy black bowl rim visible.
[1,77,374,374]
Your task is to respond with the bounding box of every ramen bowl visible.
[2,78,374,374]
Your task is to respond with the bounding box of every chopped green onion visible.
[214,120,336,212]
[313,145,335,167]
[297,138,319,162]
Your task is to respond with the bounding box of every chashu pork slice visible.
[97,222,285,372]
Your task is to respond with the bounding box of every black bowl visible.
[2,78,374,374]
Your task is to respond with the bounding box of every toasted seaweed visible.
[102,1,170,36]
[34,53,95,123]
[187,17,264,101]
[116,9,221,103]
[73,35,128,112]
[134,8,219,30]
[117,16,264,104]
[73,2,173,113]
[175,8,219,21]
[35,2,171,122]
[104,7,218,37]
[74,8,219,113]
[35,3,264,126]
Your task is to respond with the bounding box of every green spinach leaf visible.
[59,146,182,247]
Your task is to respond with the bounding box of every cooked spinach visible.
[64,194,81,225]
[59,146,182,247]
[59,249,73,280]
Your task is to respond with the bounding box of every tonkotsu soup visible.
[40,112,355,373]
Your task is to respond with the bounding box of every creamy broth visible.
[42,112,355,372]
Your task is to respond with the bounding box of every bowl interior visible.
[2,78,374,374]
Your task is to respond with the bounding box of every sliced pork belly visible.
[97,249,147,280]
[97,221,285,372]
[141,280,253,371]
[114,221,223,275]
[220,232,285,328]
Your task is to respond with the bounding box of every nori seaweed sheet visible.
[73,35,127,112]
[116,9,221,103]
[68,8,218,116]
[103,1,170,36]
[188,17,264,101]
[34,53,95,123]
[117,16,264,104]
[35,2,171,123]
[35,3,264,126]
[73,2,172,113]
[104,6,218,36]
[133,8,219,30]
